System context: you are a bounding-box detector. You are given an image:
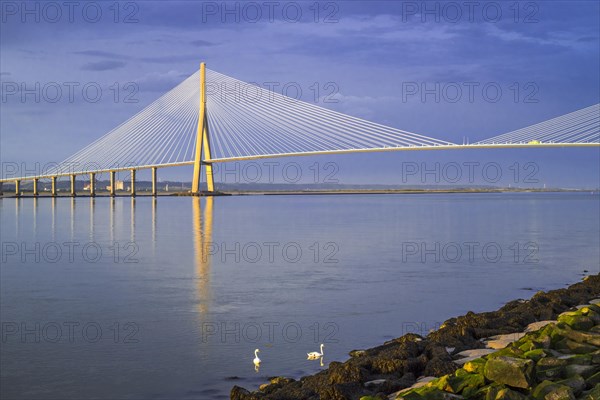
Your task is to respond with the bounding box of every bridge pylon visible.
[192,62,215,194]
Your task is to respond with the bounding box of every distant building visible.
[106,180,125,191]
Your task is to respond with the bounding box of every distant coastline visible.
[1,181,598,198]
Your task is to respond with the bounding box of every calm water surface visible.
[1,193,599,399]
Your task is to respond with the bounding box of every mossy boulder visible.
[586,371,600,388]
[558,311,595,331]
[532,380,575,400]
[494,388,529,400]
[397,385,462,400]
[580,384,600,400]
[523,349,548,361]
[557,375,585,396]
[435,369,485,394]
[565,363,599,379]
[536,358,567,381]
[483,356,534,389]
[463,358,486,374]
[486,347,525,360]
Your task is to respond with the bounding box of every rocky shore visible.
[231,274,600,400]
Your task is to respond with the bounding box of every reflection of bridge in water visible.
[193,197,213,315]
[17,196,215,316]
[2,63,599,196]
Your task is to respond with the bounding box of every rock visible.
[269,376,294,385]
[392,376,437,398]
[463,358,486,374]
[592,350,600,364]
[558,312,595,331]
[453,355,482,365]
[554,324,600,346]
[568,353,593,364]
[587,371,600,387]
[536,357,567,381]
[486,347,526,360]
[455,349,495,358]
[495,387,529,400]
[565,364,599,379]
[563,339,599,355]
[395,385,463,400]
[372,358,406,374]
[435,369,485,394]
[319,382,364,400]
[483,356,534,389]
[580,384,600,400]
[557,375,586,395]
[365,379,387,388]
[532,380,575,400]
[350,349,368,357]
[485,333,526,349]
[526,321,556,332]
[424,357,459,376]
[327,361,365,384]
[230,385,251,400]
[524,349,548,361]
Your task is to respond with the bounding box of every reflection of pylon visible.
[193,197,213,315]
[192,62,215,193]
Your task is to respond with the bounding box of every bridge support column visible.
[15,180,20,196]
[51,176,57,196]
[151,167,157,196]
[110,171,116,196]
[204,162,214,192]
[192,62,215,193]
[70,175,76,196]
[33,178,39,196]
[130,169,136,196]
[89,173,96,196]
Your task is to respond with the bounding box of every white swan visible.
[252,349,260,367]
[307,344,324,359]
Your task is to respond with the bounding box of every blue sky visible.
[1,1,599,187]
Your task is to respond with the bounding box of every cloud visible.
[140,54,202,64]
[81,61,127,71]
[72,50,131,60]
[190,39,216,47]
[135,70,192,92]
[484,25,596,50]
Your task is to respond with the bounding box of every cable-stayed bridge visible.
[2,63,599,196]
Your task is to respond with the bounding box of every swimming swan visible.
[253,349,261,365]
[253,349,261,372]
[307,344,324,359]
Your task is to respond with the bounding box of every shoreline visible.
[231,274,600,399]
[1,188,597,199]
